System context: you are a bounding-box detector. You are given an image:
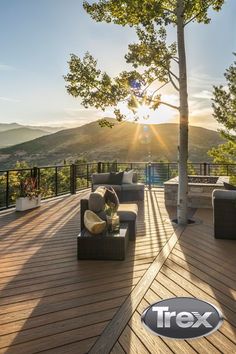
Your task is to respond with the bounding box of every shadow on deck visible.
[0,189,235,354]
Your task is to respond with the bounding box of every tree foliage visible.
[65,0,224,127]
[64,0,224,224]
[209,54,236,164]
[83,0,224,26]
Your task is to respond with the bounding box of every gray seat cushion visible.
[212,189,236,200]
[92,173,110,185]
[117,203,138,221]
[122,183,144,191]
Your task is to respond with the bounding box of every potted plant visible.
[15,177,41,211]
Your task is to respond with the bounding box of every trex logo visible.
[141,297,223,339]
[152,306,213,328]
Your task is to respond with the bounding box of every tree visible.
[65,0,224,224]
[208,54,236,165]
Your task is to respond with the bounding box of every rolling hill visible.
[0,128,51,148]
[0,122,63,133]
[0,119,223,169]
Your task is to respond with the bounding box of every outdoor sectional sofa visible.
[212,189,236,239]
[91,172,144,202]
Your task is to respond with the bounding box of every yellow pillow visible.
[84,210,106,235]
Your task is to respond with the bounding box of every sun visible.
[137,104,176,124]
[136,104,151,120]
[116,94,178,125]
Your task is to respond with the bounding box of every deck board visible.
[0,190,235,353]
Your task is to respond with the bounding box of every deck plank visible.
[0,190,235,353]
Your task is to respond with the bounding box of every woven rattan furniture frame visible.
[77,223,129,260]
[213,189,236,240]
[80,199,137,241]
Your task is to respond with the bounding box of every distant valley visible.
[0,122,63,133]
[0,119,223,170]
[0,123,64,148]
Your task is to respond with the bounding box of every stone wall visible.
[164,175,230,208]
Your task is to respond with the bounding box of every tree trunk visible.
[176,0,189,225]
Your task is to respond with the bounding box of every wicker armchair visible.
[80,199,137,241]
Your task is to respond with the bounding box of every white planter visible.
[15,196,41,211]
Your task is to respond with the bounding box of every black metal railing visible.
[0,161,235,210]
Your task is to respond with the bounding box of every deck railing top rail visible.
[0,161,235,210]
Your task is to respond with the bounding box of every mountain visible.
[0,128,51,148]
[0,119,224,169]
[0,123,22,132]
[0,123,63,133]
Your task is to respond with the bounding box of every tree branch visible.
[168,72,179,91]
[141,79,157,95]
[151,81,170,99]
[161,7,176,15]
[149,97,179,110]
[171,56,179,64]
[159,101,180,110]
[184,0,215,26]
[169,70,179,82]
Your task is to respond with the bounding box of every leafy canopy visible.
[64,0,224,127]
[83,0,224,26]
[209,54,236,164]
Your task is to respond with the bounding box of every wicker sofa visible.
[91,172,144,202]
[212,189,236,239]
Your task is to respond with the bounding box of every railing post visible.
[148,163,152,189]
[55,167,58,196]
[70,164,76,194]
[32,167,39,188]
[203,162,207,176]
[37,168,41,189]
[33,166,38,179]
[6,171,9,208]
[97,162,102,173]
[87,164,89,188]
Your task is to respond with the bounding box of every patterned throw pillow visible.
[104,187,119,208]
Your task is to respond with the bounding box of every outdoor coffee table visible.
[77,222,129,260]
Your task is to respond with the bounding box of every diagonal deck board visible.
[89,226,185,354]
[0,190,235,353]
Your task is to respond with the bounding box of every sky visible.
[0,0,235,130]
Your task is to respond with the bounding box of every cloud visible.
[189,107,220,131]
[0,63,15,71]
[189,71,224,90]
[193,90,213,100]
[0,96,20,103]
[64,107,100,118]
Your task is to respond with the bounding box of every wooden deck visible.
[0,189,235,354]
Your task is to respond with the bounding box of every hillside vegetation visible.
[0,120,223,169]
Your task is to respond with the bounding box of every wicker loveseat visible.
[91,172,144,202]
[212,189,236,239]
